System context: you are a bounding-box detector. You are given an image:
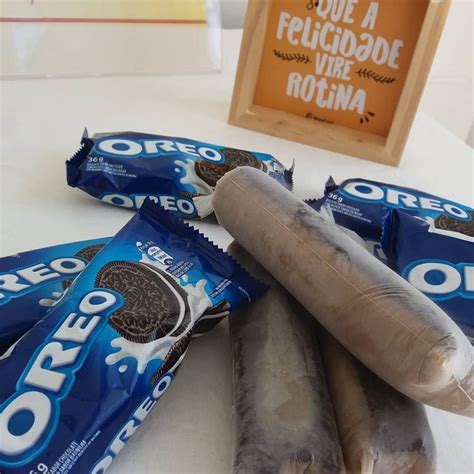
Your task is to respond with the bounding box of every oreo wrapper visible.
[382,209,474,343]
[306,177,473,261]
[0,238,110,354]
[0,200,265,473]
[66,129,293,220]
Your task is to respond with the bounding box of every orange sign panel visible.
[254,0,430,137]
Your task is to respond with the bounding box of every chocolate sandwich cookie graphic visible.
[434,211,474,237]
[195,161,234,187]
[95,261,191,343]
[151,300,231,383]
[76,243,106,262]
[195,149,266,188]
[194,300,231,335]
[221,148,265,170]
[151,332,192,385]
[62,244,105,290]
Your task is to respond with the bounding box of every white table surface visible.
[1,30,473,474]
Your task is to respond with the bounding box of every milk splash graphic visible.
[39,291,66,308]
[105,253,212,375]
[174,159,214,218]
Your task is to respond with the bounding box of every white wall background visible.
[420,0,473,146]
[220,0,474,147]
[220,0,247,28]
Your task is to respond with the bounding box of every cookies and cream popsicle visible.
[228,242,345,474]
[213,167,474,417]
[319,328,436,474]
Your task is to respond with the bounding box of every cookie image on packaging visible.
[193,300,231,335]
[195,149,266,188]
[221,148,264,170]
[195,161,234,187]
[151,332,192,385]
[95,261,191,343]
[62,244,105,290]
[150,300,231,383]
[434,211,474,237]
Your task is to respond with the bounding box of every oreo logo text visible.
[91,375,173,474]
[100,193,196,215]
[341,181,470,219]
[406,260,474,299]
[96,138,223,162]
[0,290,119,467]
[0,258,86,305]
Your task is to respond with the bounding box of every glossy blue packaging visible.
[306,177,473,260]
[0,200,265,473]
[0,238,110,354]
[382,209,473,342]
[66,130,293,220]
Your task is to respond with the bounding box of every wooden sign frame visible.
[229,0,451,166]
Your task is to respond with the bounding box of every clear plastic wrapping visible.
[228,242,345,474]
[319,329,436,474]
[213,167,474,417]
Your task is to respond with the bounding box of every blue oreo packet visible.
[0,237,111,354]
[67,129,293,220]
[382,209,473,343]
[0,200,265,473]
[306,177,473,261]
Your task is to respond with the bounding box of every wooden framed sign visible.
[229,0,451,166]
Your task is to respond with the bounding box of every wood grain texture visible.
[229,0,451,166]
